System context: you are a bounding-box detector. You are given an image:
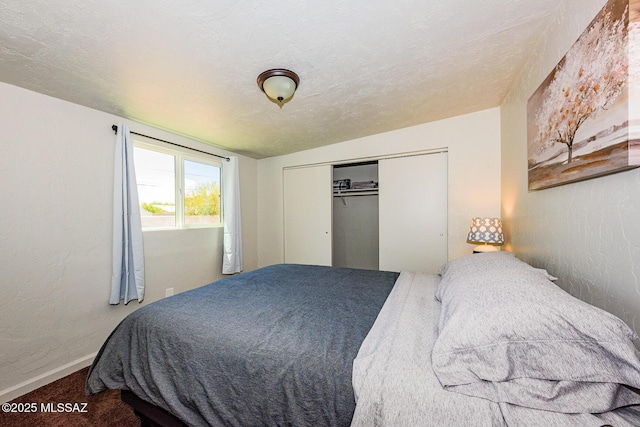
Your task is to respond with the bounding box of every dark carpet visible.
[0,367,140,427]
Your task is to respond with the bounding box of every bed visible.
[86,256,640,426]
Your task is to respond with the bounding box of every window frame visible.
[132,136,223,231]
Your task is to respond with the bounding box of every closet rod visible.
[111,125,230,162]
[333,192,378,197]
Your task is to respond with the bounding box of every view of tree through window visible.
[184,160,221,225]
[133,144,221,229]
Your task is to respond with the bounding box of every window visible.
[133,139,222,230]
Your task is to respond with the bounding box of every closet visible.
[332,161,379,270]
[283,151,447,274]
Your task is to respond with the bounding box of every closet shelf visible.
[333,188,378,197]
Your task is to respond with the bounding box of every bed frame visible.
[121,390,187,427]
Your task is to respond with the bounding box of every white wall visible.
[0,82,258,401]
[501,0,640,342]
[257,107,502,267]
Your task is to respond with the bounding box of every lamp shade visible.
[257,69,300,107]
[467,217,504,245]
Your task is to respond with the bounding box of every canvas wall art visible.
[527,0,639,191]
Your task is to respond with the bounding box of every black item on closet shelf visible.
[333,179,351,190]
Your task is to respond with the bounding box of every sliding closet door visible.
[283,165,332,266]
[378,152,448,273]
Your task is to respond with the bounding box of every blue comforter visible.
[86,264,398,427]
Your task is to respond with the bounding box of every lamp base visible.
[472,245,500,253]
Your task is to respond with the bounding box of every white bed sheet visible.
[350,271,640,427]
[351,271,506,427]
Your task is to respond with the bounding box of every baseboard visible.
[0,353,97,403]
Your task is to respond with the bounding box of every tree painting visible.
[631,2,640,100]
[532,4,628,164]
[527,0,640,190]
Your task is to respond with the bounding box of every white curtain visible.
[110,124,145,304]
[222,156,243,274]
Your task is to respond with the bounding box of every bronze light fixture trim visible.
[257,69,300,107]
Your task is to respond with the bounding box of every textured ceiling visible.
[0,0,562,159]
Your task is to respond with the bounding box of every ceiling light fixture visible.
[257,69,300,108]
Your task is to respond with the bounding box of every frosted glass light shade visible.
[257,69,300,107]
[263,76,296,102]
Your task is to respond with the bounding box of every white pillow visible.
[432,253,640,413]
